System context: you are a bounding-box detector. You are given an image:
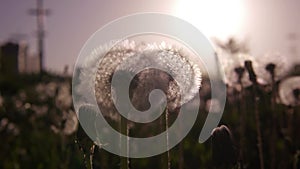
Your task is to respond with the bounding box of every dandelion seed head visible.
[31,105,48,117]
[256,52,291,84]
[76,39,201,117]
[217,50,256,89]
[97,40,201,112]
[0,118,9,131]
[62,110,78,135]
[56,82,72,110]
[279,76,300,106]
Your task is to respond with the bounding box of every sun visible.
[174,0,245,40]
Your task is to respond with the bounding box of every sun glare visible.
[174,0,245,39]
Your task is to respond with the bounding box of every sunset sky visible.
[0,0,299,72]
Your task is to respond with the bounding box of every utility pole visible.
[29,0,50,72]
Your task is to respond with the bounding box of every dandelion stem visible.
[160,108,170,169]
[238,85,245,168]
[178,110,184,169]
[89,145,95,169]
[245,60,265,169]
[165,109,171,169]
[235,67,245,168]
[267,64,277,169]
[254,93,265,169]
[75,129,89,169]
[179,141,184,169]
[120,115,129,169]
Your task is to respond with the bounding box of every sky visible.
[0,0,299,72]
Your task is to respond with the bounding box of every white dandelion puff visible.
[217,50,256,89]
[94,40,201,112]
[279,76,300,106]
[255,52,291,84]
[55,82,72,110]
[76,39,202,116]
[62,110,79,135]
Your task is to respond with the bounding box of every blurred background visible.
[0,0,299,169]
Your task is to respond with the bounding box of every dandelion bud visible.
[211,125,237,169]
